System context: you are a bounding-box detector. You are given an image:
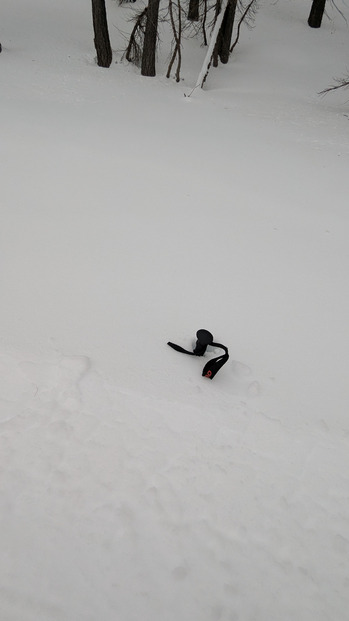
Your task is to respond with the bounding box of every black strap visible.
[167,340,229,379]
[202,342,229,380]
[167,342,196,356]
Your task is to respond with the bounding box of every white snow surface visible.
[1,0,349,619]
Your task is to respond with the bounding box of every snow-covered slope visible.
[1,1,349,619]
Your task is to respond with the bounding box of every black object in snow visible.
[167,329,229,379]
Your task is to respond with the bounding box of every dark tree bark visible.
[308,0,326,28]
[219,0,237,64]
[167,0,182,81]
[188,0,200,21]
[91,0,112,67]
[213,0,237,66]
[202,0,208,45]
[141,0,161,76]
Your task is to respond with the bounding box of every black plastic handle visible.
[193,329,214,356]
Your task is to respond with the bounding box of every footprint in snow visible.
[231,360,262,399]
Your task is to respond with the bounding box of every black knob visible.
[193,329,213,356]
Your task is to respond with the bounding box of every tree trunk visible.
[214,0,237,64]
[193,0,229,89]
[308,0,326,28]
[141,0,161,76]
[188,0,200,21]
[91,0,112,67]
[220,0,237,63]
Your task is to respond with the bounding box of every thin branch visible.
[123,7,147,65]
[319,75,349,96]
[330,0,348,25]
[230,0,257,53]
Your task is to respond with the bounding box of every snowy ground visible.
[1,1,349,619]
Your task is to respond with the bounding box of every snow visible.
[1,0,349,619]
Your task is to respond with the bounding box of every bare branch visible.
[319,74,349,96]
[330,0,348,25]
[230,0,258,53]
[123,7,147,66]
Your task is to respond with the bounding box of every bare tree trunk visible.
[141,0,161,76]
[202,0,208,45]
[167,0,182,81]
[193,0,229,90]
[213,0,237,65]
[188,0,200,21]
[91,0,112,67]
[218,0,237,63]
[212,0,222,67]
[308,0,326,28]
